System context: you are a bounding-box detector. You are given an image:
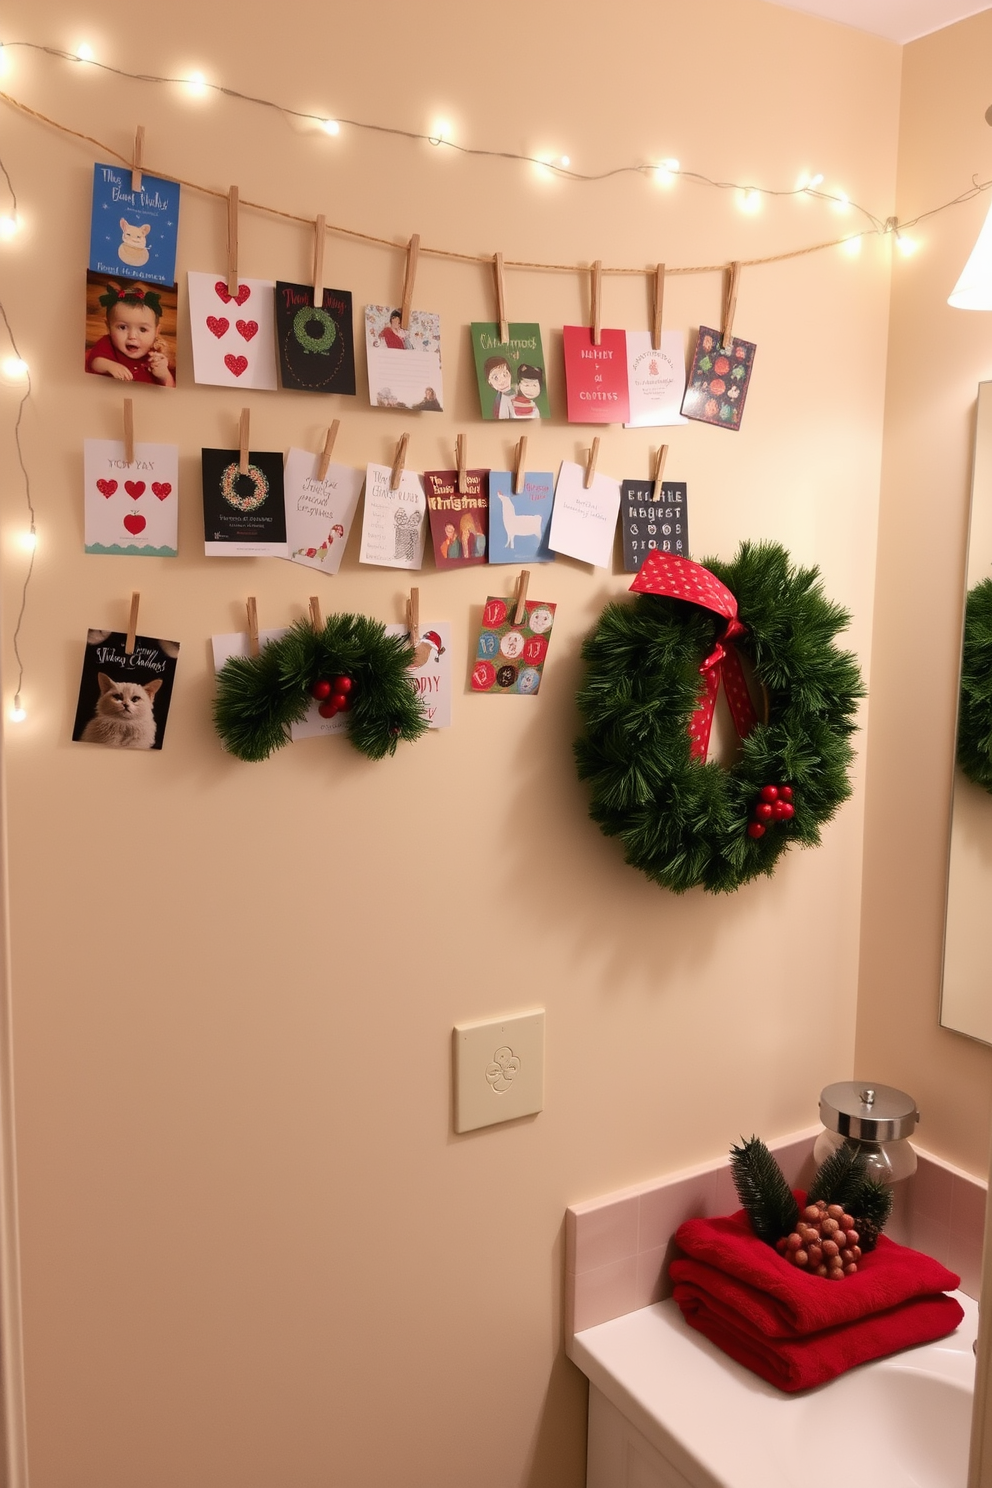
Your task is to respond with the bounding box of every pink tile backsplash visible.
[565,1132,988,1339]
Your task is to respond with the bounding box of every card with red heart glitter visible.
[84,438,179,556]
[187,271,278,389]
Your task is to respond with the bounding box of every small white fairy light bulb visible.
[75,42,94,61]
[0,215,18,240]
[834,191,851,214]
[896,234,919,257]
[322,119,340,136]
[655,159,680,185]
[808,172,824,188]
[559,155,570,168]
[1,356,29,381]
[9,696,25,724]
[739,188,762,213]
[430,119,452,145]
[19,527,36,552]
[841,235,862,258]
[186,71,207,96]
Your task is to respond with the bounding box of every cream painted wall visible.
[856,11,992,1179]
[0,3,902,1485]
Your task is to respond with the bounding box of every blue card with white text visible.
[89,163,181,288]
[487,470,555,564]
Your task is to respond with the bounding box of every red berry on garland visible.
[332,676,353,695]
[772,800,788,820]
[330,692,349,713]
[780,785,793,801]
[760,784,779,802]
[756,802,774,821]
[778,802,795,821]
[318,701,339,719]
[311,679,332,701]
[747,822,766,839]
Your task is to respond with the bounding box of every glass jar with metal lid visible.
[813,1081,920,1185]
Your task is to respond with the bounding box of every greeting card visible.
[470,324,550,420]
[275,282,356,394]
[201,448,287,557]
[424,470,489,568]
[487,471,555,564]
[681,326,757,430]
[85,272,178,388]
[562,326,630,423]
[359,462,427,570]
[386,621,452,728]
[548,461,621,568]
[211,628,347,741]
[72,630,180,750]
[364,306,444,411]
[623,330,689,428]
[471,597,556,696]
[187,272,278,390]
[89,163,181,287]
[620,481,689,573]
[84,439,179,556]
[283,448,363,575]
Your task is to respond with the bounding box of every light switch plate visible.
[453,1009,545,1133]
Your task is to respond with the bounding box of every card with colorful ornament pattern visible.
[84,439,179,556]
[471,597,556,696]
[681,326,757,430]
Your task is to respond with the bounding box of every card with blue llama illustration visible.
[487,471,555,564]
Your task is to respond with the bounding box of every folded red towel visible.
[671,1205,960,1336]
[674,1288,964,1392]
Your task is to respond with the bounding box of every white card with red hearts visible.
[187,272,278,390]
[84,438,179,556]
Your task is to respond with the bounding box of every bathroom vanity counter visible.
[570,1292,978,1488]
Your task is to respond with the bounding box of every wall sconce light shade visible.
[949,196,992,310]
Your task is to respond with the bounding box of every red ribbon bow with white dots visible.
[630,551,758,760]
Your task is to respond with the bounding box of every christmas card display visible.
[211,628,348,741]
[623,330,689,428]
[89,163,181,287]
[84,439,179,557]
[85,273,177,387]
[470,324,550,420]
[620,480,689,573]
[548,461,621,568]
[283,448,363,575]
[424,469,489,568]
[359,462,427,570]
[487,471,555,564]
[472,596,556,695]
[365,306,444,411]
[386,621,452,728]
[562,326,630,423]
[275,282,356,394]
[72,630,180,751]
[681,327,756,430]
[187,273,278,389]
[201,448,288,557]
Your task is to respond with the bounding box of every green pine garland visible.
[574,542,865,893]
[730,1136,800,1244]
[214,612,429,763]
[957,578,992,793]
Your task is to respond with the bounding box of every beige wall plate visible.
[453,1010,545,1133]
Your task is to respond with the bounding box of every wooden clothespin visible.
[591,260,602,347]
[651,444,669,502]
[513,435,528,496]
[390,433,409,492]
[246,596,259,658]
[238,408,250,475]
[494,252,508,344]
[227,186,240,298]
[584,436,600,489]
[125,591,140,655]
[317,420,339,482]
[123,397,134,465]
[309,595,323,633]
[721,260,741,351]
[400,233,420,331]
[313,214,326,306]
[514,570,530,625]
[652,263,666,351]
[407,587,420,648]
[131,126,144,193]
[456,433,468,495]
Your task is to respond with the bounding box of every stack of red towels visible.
[669,1199,963,1392]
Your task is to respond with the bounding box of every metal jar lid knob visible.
[819,1080,919,1142]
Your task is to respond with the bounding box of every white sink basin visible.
[569,1292,977,1488]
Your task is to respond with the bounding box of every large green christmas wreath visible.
[214,612,428,762]
[574,542,864,893]
[957,578,992,792]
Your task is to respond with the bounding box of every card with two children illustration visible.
[470,324,550,420]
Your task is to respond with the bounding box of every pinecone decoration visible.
[851,1215,881,1253]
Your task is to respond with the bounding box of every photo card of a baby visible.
[72,630,180,751]
[85,272,178,388]
[275,282,356,394]
[187,272,278,390]
[365,306,444,412]
[89,163,181,287]
[84,439,179,556]
[470,324,550,421]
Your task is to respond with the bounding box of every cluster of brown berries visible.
[747,783,795,839]
[775,1200,862,1279]
[311,674,355,719]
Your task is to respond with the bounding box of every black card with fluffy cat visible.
[201,448,287,557]
[72,630,180,751]
[275,282,356,394]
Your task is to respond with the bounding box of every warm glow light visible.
[738,189,761,214]
[9,705,25,724]
[322,119,340,136]
[655,159,680,186]
[19,529,36,552]
[841,235,862,258]
[834,192,851,213]
[75,43,94,61]
[0,44,7,75]
[430,119,451,144]
[186,71,207,96]
[560,155,570,168]
[809,172,824,188]
[0,215,18,239]
[1,356,28,380]
[896,234,918,257]
[949,198,992,310]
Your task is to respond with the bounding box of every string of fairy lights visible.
[0,39,989,725]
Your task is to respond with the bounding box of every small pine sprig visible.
[807,1143,868,1207]
[730,1137,800,1244]
[852,1177,894,1235]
